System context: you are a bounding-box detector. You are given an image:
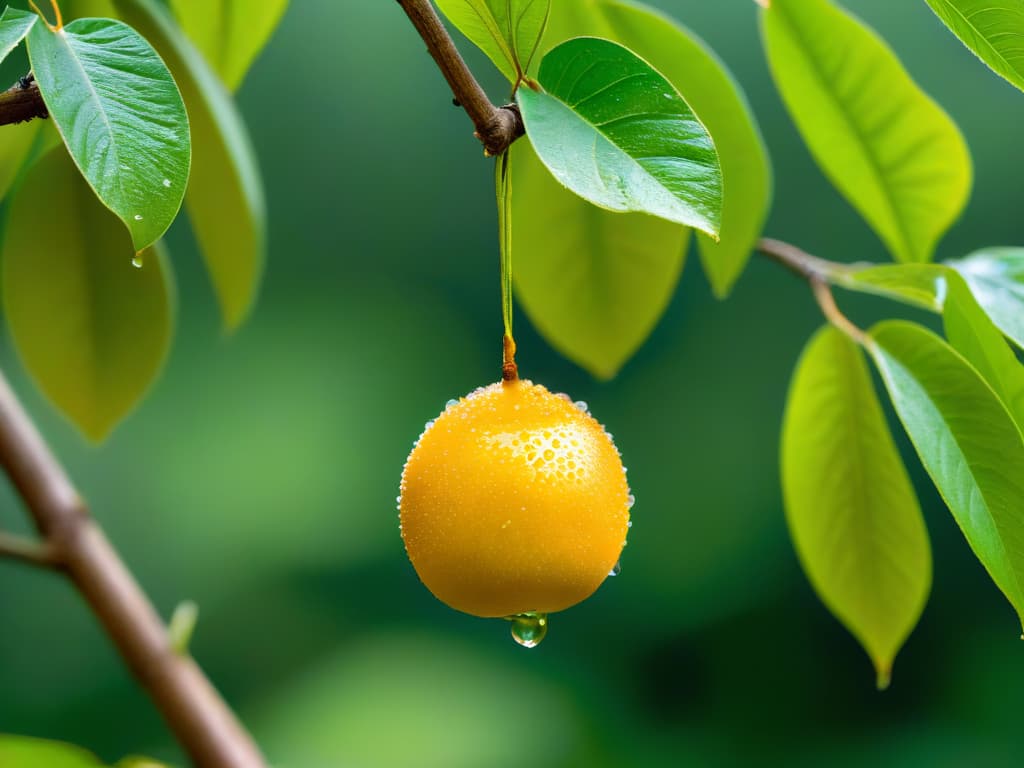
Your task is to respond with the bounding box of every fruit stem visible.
[503,334,518,382]
[497,146,518,381]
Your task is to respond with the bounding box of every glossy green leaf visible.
[517,36,722,235]
[26,16,190,252]
[782,326,930,688]
[0,735,105,767]
[435,0,550,84]
[838,263,950,310]
[169,0,289,90]
[2,149,174,441]
[868,321,1024,626]
[761,0,971,263]
[0,6,36,63]
[925,0,1024,93]
[542,0,770,297]
[510,138,687,379]
[943,273,1024,433]
[948,248,1024,350]
[114,0,266,329]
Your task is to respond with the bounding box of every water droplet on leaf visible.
[131,253,144,269]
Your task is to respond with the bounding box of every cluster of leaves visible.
[0,0,285,440]
[438,0,1024,685]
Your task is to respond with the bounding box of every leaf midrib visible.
[931,0,1024,84]
[770,4,914,261]
[51,26,130,233]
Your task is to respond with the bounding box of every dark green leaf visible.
[2,148,174,441]
[838,263,949,310]
[782,326,930,688]
[943,272,1024,433]
[510,138,687,378]
[435,0,550,84]
[948,248,1024,350]
[868,321,1024,626]
[0,735,105,767]
[26,16,190,252]
[924,0,1024,93]
[114,0,266,329]
[0,6,36,63]
[517,36,722,235]
[542,0,769,297]
[169,0,289,90]
[761,0,970,263]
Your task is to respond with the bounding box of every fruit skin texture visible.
[400,379,631,618]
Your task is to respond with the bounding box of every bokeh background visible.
[2,0,1024,765]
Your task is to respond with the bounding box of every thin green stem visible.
[497,152,518,380]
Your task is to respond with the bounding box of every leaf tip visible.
[875,663,892,691]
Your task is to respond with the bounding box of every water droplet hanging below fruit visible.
[507,612,548,648]
[608,561,621,577]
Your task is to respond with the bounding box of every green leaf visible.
[0,120,42,203]
[2,148,174,441]
[517,36,722,235]
[0,735,105,767]
[868,320,1024,626]
[943,272,1024,433]
[0,6,36,63]
[837,263,949,310]
[782,326,930,688]
[510,138,687,379]
[114,0,266,330]
[435,0,550,84]
[26,17,190,252]
[761,0,971,263]
[169,0,289,91]
[541,0,769,298]
[924,0,1024,93]
[948,248,1024,350]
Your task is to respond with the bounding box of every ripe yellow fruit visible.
[399,378,632,629]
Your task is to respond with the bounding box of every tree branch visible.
[757,238,866,342]
[0,369,267,768]
[0,530,61,569]
[396,0,524,156]
[0,76,48,127]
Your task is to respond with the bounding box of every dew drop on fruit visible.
[627,493,636,509]
[574,401,589,413]
[445,399,458,409]
[507,612,548,648]
[609,561,622,577]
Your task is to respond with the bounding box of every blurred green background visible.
[3,1,1024,765]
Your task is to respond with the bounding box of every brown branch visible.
[0,369,267,768]
[0,76,48,127]
[757,238,866,342]
[396,0,524,156]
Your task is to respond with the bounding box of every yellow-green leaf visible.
[943,272,1024,434]
[114,0,266,330]
[925,0,1024,93]
[869,321,1024,627]
[510,138,687,379]
[565,0,771,298]
[169,0,289,91]
[761,0,971,263]
[435,0,550,84]
[2,148,174,441]
[782,325,930,688]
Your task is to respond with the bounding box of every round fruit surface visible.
[400,379,631,618]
